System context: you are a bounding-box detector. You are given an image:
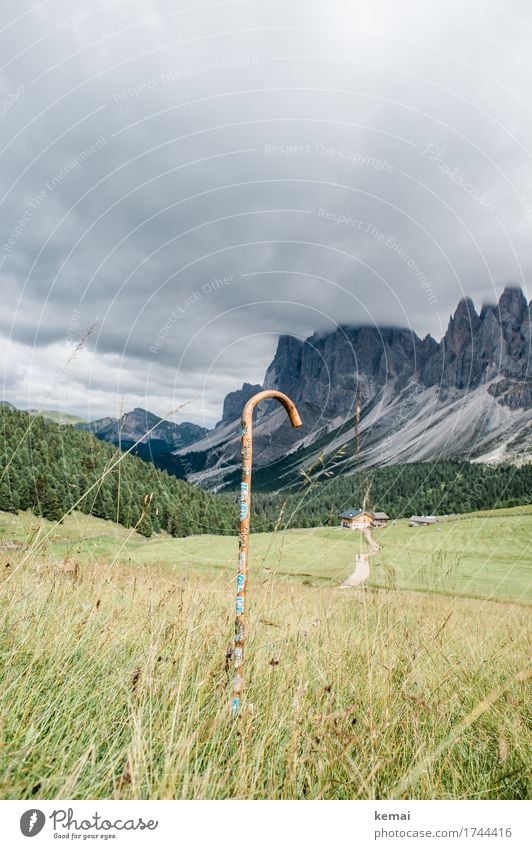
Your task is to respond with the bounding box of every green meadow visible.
[2,505,530,603]
[0,506,530,799]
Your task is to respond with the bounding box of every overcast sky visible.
[1,0,531,426]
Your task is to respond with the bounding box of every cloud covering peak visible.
[1,0,531,425]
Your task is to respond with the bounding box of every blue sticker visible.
[236,597,244,614]
[231,698,240,715]
[240,502,248,520]
[240,481,249,495]
[237,573,245,591]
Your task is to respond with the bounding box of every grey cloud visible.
[1,0,531,424]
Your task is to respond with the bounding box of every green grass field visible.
[2,505,531,603]
[0,507,530,799]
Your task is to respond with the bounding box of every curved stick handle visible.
[242,390,302,430]
[232,391,302,715]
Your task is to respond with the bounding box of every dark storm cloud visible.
[1,0,531,423]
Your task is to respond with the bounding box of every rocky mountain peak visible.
[125,407,160,425]
[455,296,478,318]
[263,335,304,391]
[131,406,154,416]
[219,382,262,425]
[498,285,527,323]
[445,297,481,358]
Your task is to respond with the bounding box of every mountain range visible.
[7,286,529,492]
[173,285,531,490]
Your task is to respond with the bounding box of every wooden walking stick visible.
[231,390,302,716]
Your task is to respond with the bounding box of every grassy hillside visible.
[2,505,531,604]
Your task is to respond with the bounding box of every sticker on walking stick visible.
[240,482,249,499]
[237,573,245,591]
[238,551,246,568]
[234,625,244,642]
[240,502,248,520]
[234,648,243,667]
[236,597,244,614]
[231,698,240,715]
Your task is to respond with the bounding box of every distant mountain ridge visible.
[75,407,208,475]
[176,285,532,490]
[76,407,207,448]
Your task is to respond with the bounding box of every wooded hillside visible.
[0,407,235,537]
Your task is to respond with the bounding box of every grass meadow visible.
[0,507,530,799]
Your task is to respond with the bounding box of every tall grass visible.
[0,555,529,799]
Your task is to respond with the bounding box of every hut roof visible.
[339,509,390,520]
[339,508,364,519]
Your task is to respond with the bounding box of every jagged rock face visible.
[218,382,262,425]
[422,287,531,393]
[499,286,528,337]
[264,326,438,419]
[498,287,531,373]
[488,379,532,408]
[447,297,481,358]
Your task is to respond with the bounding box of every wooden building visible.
[409,515,437,527]
[339,509,390,530]
[372,511,390,528]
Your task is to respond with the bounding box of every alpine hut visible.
[339,509,390,530]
